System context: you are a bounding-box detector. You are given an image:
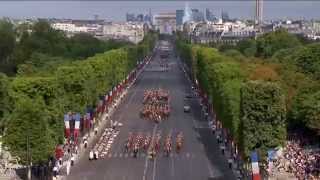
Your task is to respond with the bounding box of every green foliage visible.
[206,62,244,142]
[0,73,11,133]
[240,81,286,157]
[0,19,16,75]
[237,39,257,57]
[176,37,290,160]
[223,49,247,62]
[256,29,301,57]
[9,76,64,144]
[2,32,157,165]
[4,97,55,164]
[290,89,320,135]
[177,38,245,143]
[293,43,320,79]
[0,20,131,76]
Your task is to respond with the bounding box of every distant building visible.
[94,15,99,21]
[51,19,104,36]
[185,20,256,44]
[126,13,136,22]
[153,13,176,35]
[206,8,216,22]
[137,14,144,22]
[176,10,184,26]
[176,9,184,31]
[221,11,230,22]
[144,14,151,23]
[191,9,204,22]
[103,22,144,44]
[312,21,320,34]
[277,20,303,34]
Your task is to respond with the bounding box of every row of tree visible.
[176,29,320,160]
[0,29,157,164]
[232,29,320,134]
[0,19,130,76]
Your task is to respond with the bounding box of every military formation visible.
[124,131,184,159]
[140,89,170,123]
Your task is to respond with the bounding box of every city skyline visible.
[0,1,319,21]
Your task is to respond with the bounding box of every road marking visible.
[206,158,214,178]
[171,155,175,177]
[152,157,157,180]
[119,153,123,158]
[143,124,158,180]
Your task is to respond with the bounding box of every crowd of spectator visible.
[275,135,320,180]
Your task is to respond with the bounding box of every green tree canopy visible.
[4,97,55,164]
[240,81,286,157]
[256,29,301,58]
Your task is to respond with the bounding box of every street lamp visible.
[26,130,32,180]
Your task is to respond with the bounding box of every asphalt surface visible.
[67,41,236,180]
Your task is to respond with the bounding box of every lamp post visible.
[26,130,32,180]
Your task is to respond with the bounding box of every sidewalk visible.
[55,55,151,180]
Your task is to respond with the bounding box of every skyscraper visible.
[176,9,184,26]
[221,11,230,22]
[255,0,263,25]
[126,13,136,22]
[191,9,204,22]
[137,14,144,22]
[206,8,216,22]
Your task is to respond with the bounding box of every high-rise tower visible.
[255,0,263,25]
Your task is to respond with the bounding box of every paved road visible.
[67,41,236,180]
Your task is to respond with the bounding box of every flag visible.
[64,114,70,138]
[74,113,81,140]
[251,151,261,180]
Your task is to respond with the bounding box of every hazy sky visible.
[0,1,319,21]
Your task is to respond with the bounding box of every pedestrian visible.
[218,136,223,144]
[224,139,228,147]
[112,122,116,130]
[75,146,78,154]
[58,158,62,166]
[84,139,88,149]
[216,134,220,143]
[94,127,98,135]
[212,123,216,135]
[89,150,94,161]
[220,145,225,155]
[53,166,58,178]
[71,155,75,166]
[66,160,71,175]
[228,158,233,169]
[233,153,237,161]
[95,150,99,160]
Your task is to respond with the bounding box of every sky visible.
[0,1,319,21]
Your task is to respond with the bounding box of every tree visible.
[290,89,320,135]
[294,43,320,79]
[9,76,65,144]
[4,97,55,164]
[0,20,15,63]
[0,73,11,134]
[236,39,257,57]
[240,81,286,157]
[256,29,301,58]
[0,20,16,74]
